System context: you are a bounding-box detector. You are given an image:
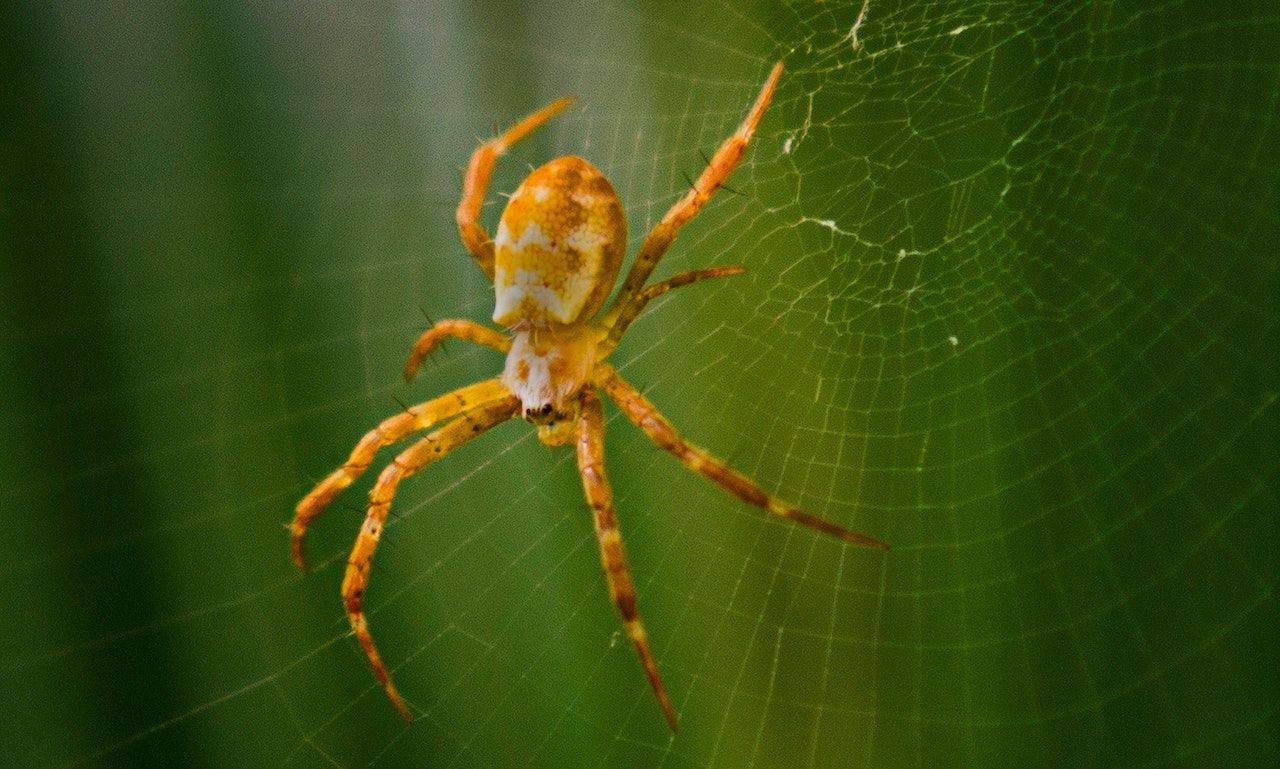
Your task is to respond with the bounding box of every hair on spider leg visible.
[681,170,698,194]
[390,394,417,417]
[338,498,405,524]
[680,168,745,199]
[337,493,391,519]
[697,148,747,198]
[414,306,457,361]
[718,181,746,198]
[631,379,660,398]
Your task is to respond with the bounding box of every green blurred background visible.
[2,1,1276,767]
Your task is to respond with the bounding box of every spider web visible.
[3,0,1277,767]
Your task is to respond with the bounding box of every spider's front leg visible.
[576,388,679,730]
[597,365,888,549]
[343,394,519,720]
[606,62,782,344]
[457,96,573,279]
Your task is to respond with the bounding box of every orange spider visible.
[291,62,887,730]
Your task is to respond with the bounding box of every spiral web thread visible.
[6,1,1276,767]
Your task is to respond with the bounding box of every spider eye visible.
[526,403,556,423]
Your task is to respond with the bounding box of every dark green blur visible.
[1,1,1275,767]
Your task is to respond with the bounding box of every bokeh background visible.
[2,1,1276,767]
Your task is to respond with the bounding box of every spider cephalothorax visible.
[291,62,887,730]
[502,324,596,444]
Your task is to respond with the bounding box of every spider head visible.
[523,401,578,446]
[522,401,564,425]
[491,156,626,328]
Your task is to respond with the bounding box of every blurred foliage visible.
[1,1,1275,767]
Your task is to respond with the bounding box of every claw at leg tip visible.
[664,709,679,732]
[290,537,310,572]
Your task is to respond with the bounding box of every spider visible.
[290,62,887,730]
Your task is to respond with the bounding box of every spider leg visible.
[457,97,574,280]
[606,62,782,342]
[597,365,888,549]
[403,318,511,382]
[599,265,745,345]
[291,378,514,570]
[576,388,679,730]
[343,394,519,720]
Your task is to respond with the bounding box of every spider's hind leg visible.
[291,378,513,570]
[457,97,573,280]
[342,394,519,720]
[576,388,679,730]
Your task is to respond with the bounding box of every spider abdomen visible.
[492,156,625,327]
